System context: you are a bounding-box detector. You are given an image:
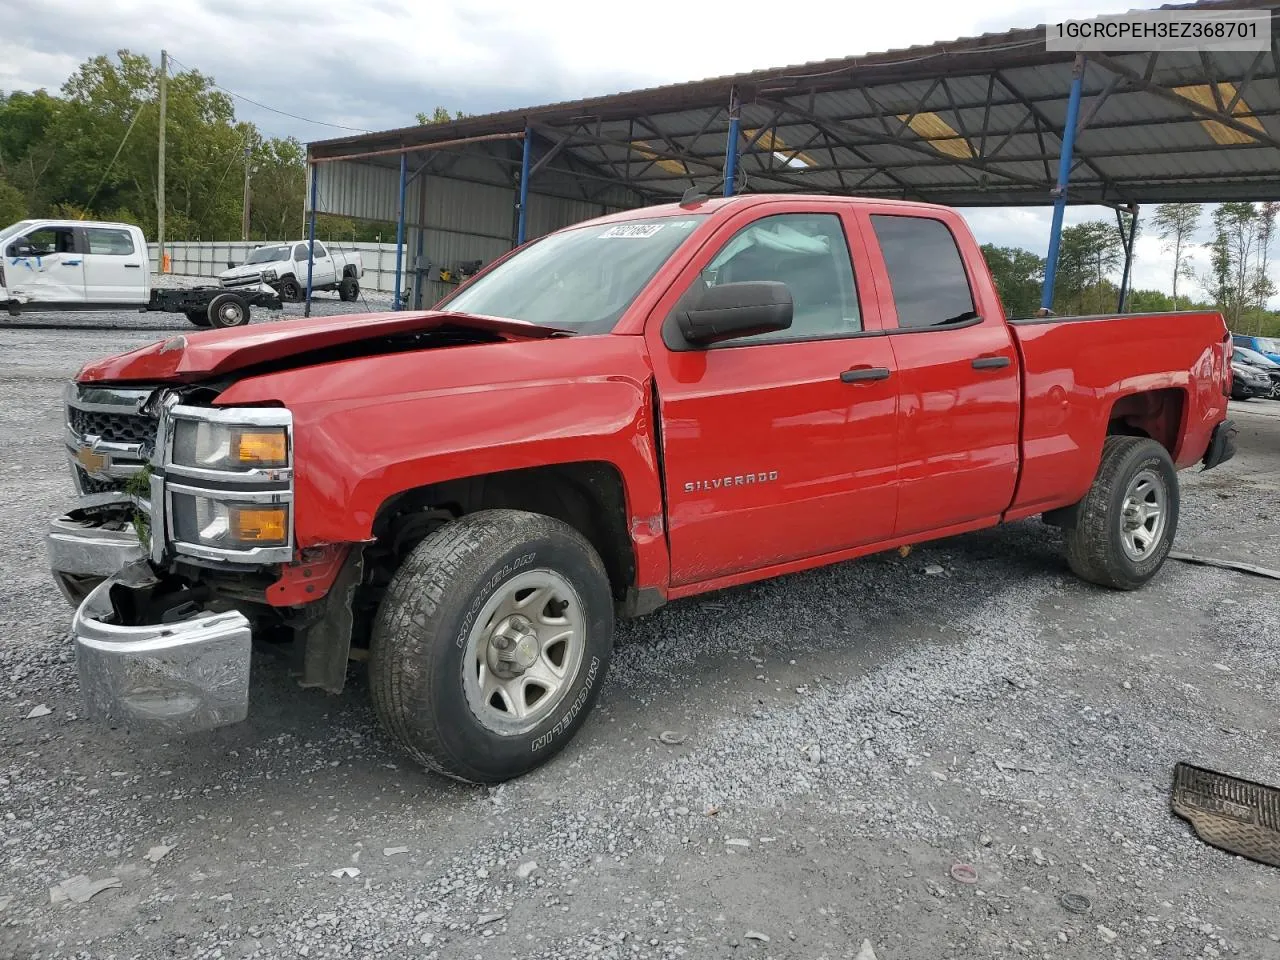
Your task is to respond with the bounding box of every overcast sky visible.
[0,0,1243,298]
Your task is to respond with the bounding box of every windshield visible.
[244,245,291,265]
[440,216,706,333]
[0,220,36,245]
[1256,337,1279,354]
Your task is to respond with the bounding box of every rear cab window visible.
[870,214,978,329]
[85,228,136,255]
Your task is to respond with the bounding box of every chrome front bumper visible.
[73,575,252,735]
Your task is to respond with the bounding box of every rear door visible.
[858,209,1020,537]
[81,226,145,301]
[312,241,336,285]
[2,224,84,302]
[647,202,900,586]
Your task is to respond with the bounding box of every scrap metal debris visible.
[1168,551,1280,581]
[382,846,409,857]
[477,912,506,925]
[25,704,51,719]
[656,731,687,746]
[49,875,121,904]
[744,930,770,942]
[1171,761,1280,867]
[855,940,879,960]
[949,863,978,884]
[330,867,361,879]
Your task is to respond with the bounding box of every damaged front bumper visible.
[48,500,252,734]
[46,497,147,604]
[73,567,252,735]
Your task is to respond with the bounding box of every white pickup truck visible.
[218,240,362,303]
[1,219,280,328]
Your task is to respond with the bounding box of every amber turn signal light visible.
[230,506,288,544]
[234,429,288,467]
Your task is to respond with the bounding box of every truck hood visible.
[218,263,276,281]
[76,311,567,384]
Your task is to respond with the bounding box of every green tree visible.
[415,106,465,125]
[0,176,25,223]
[0,51,309,242]
[1125,288,1175,313]
[247,136,306,240]
[0,89,62,214]
[1054,220,1121,314]
[1204,202,1271,332]
[980,243,1044,318]
[1151,203,1200,309]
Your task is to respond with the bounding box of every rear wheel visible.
[207,292,250,329]
[184,309,212,328]
[338,276,359,302]
[369,510,614,783]
[1065,436,1179,591]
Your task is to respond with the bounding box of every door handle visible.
[971,355,1011,370]
[62,260,81,266]
[840,366,891,383]
[123,263,141,268]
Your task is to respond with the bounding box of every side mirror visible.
[8,242,35,258]
[227,260,236,269]
[678,281,793,346]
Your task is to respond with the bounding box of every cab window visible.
[7,226,76,257]
[694,213,861,344]
[85,228,136,255]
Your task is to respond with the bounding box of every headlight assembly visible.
[171,420,289,471]
[169,491,290,549]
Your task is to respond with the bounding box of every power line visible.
[165,54,371,134]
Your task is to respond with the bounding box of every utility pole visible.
[241,144,251,241]
[157,49,167,272]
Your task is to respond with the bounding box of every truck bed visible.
[1006,309,1230,521]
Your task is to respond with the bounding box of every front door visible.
[858,210,1021,537]
[3,225,84,302]
[647,204,901,587]
[81,226,144,301]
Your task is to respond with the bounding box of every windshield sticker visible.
[600,223,666,239]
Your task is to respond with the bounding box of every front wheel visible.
[184,309,212,327]
[1065,436,1179,590]
[369,510,614,783]
[276,277,301,302]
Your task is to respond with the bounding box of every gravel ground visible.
[2,322,1279,960]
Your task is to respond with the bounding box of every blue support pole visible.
[516,127,532,246]
[393,152,407,310]
[1040,56,1086,312]
[304,162,318,318]
[723,87,741,198]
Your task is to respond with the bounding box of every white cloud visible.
[3,0,1145,139]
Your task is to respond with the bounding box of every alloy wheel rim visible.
[1119,467,1168,561]
[462,569,586,736]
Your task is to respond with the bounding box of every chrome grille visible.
[69,407,156,447]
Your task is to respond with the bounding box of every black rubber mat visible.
[1172,762,1280,867]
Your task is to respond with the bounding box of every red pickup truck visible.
[50,194,1237,783]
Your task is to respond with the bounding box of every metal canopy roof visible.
[310,0,1280,208]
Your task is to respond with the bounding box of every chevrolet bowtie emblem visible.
[75,445,108,474]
